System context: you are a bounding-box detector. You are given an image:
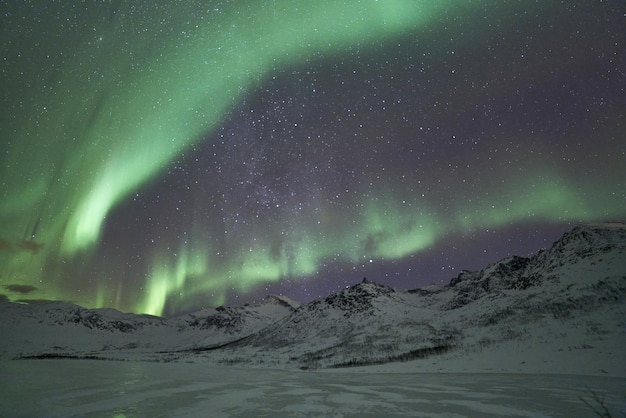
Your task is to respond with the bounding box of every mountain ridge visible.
[1,222,624,375]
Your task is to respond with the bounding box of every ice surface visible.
[1,360,625,417]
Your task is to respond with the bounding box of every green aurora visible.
[1,1,624,316]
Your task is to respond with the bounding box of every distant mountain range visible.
[1,223,625,376]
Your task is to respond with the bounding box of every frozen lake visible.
[1,360,625,417]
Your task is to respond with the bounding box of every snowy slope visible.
[209,280,458,369]
[1,223,624,376]
[0,294,298,361]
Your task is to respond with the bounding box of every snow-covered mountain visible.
[1,223,624,376]
[0,294,298,361]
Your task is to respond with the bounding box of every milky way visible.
[1,1,624,316]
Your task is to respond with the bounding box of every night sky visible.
[1,1,624,316]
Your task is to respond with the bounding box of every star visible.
[1,1,624,316]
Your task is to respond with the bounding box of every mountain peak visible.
[346,279,395,295]
[544,221,626,261]
[561,222,626,241]
[261,295,300,310]
[578,221,626,230]
[315,279,395,314]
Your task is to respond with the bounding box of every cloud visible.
[17,298,61,305]
[0,237,44,254]
[17,239,44,254]
[0,238,10,252]
[5,284,38,294]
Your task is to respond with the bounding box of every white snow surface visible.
[1,360,625,418]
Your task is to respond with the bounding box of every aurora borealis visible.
[1,1,624,316]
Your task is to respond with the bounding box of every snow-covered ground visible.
[1,359,624,418]
[1,224,624,416]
